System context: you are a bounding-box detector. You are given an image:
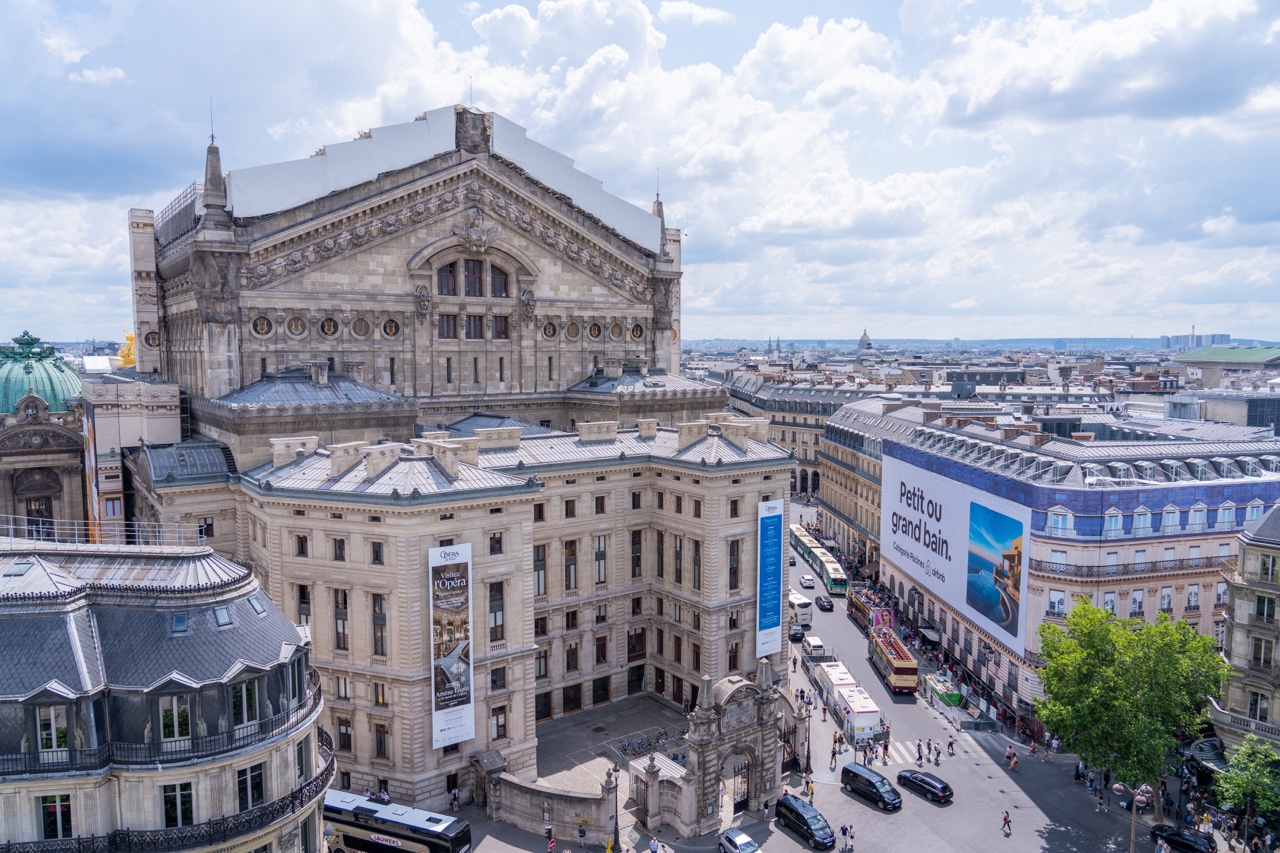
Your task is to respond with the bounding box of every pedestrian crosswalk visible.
[845,732,980,768]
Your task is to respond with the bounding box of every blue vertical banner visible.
[756,499,784,657]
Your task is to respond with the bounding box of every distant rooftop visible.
[1176,346,1280,366]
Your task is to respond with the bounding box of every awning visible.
[920,629,942,644]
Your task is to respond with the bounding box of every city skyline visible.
[3,0,1278,341]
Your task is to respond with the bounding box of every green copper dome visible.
[0,331,82,414]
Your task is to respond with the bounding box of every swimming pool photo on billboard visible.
[965,502,1024,637]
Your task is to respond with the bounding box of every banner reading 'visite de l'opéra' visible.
[429,544,475,749]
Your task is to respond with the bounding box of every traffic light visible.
[545,826,553,840]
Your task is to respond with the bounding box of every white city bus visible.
[788,590,813,629]
[324,791,472,853]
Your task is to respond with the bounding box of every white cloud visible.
[68,66,126,85]
[657,2,734,26]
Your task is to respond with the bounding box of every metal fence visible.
[1028,554,1231,579]
[0,515,205,549]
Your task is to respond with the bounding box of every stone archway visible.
[799,469,809,493]
[683,666,783,836]
[810,470,819,493]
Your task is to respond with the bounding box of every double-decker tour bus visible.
[787,590,814,628]
[324,790,473,853]
[846,586,894,633]
[868,626,919,694]
[789,525,847,597]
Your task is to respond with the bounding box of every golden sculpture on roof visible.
[117,329,136,368]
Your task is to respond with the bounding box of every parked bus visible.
[790,524,847,597]
[788,590,813,629]
[868,627,919,695]
[324,790,473,853]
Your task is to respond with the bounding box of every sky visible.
[3,0,1280,343]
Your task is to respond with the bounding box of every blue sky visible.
[3,0,1279,342]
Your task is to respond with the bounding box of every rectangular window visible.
[729,609,739,630]
[231,681,260,727]
[656,531,665,578]
[693,499,702,519]
[197,516,214,538]
[337,718,352,751]
[160,694,191,740]
[534,503,546,523]
[692,539,702,590]
[631,529,643,578]
[466,314,484,339]
[446,357,453,384]
[595,495,607,515]
[656,627,664,656]
[370,541,384,565]
[628,627,646,662]
[534,616,548,637]
[675,495,683,514]
[464,259,483,296]
[493,315,510,339]
[491,266,509,298]
[333,538,346,562]
[534,544,547,596]
[564,540,578,590]
[657,492,664,510]
[595,535,607,584]
[39,794,73,840]
[728,642,739,670]
[1187,584,1200,608]
[729,499,739,518]
[674,536,683,585]
[1253,637,1274,668]
[674,635,683,664]
[1048,589,1066,613]
[1160,586,1173,612]
[563,684,582,713]
[498,356,505,381]
[438,314,458,339]
[1102,591,1116,614]
[1264,554,1279,583]
[692,643,701,672]
[632,596,643,616]
[566,642,580,672]
[565,499,576,519]
[535,649,548,678]
[438,261,457,295]
[335,676,350,700]
[596,634,609,665]
[373,682,388,706]
[372,593,387,656]
[566,610,579,631]
[489,581,505,642]
[489,532,503,555]
[728,540,741,590]
[490,705,508,740]
[632,491,642,510]
[1131,589,1144,616]
[161,782,195,828]
[296,535,309,558]
[334,589,350,651]
[375,723,390,759]
[237,763,266,812]
[1249,691,1270,722]
[473,357,479,382]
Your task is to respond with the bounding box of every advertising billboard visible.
[429,544,475,749]
[880,455,1032,655]
[756,499,785,657]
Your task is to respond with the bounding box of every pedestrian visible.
[1052,736,1060,754]
[839,824,849,852]
[934,743,941,765]
[650,838,659,853]
[578,826,586,849]
[1001,811,1011,836]
[882,740,889,763]
[831,744,838,765]
[821,705,827,722]
[1096,793,1106,813]
[947,736,955,757]
[1104,769,1111,791]
[808,780,815,805]
[926,738,933,757]
[1005,745,1014,765]
[792,656,798,673]
[1088,770,1095,791]
[917,740,924,765]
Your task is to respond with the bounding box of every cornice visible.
[239,165,655,304]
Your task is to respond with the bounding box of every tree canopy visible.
[1034,602,1230,786]
[1218,734,1280,839]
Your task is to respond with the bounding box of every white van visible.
[802,635,826,657]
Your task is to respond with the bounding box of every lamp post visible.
[612,763,620,853]
[1112,781,1153,853]
[803,701,813,775]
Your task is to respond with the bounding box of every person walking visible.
[650,838,659,853]
[926,738,933,758]
[1096,793,1106,813]
[933,742,941,765]
[917,740,924,765]
[1005,745,1014,765]
[830,743,838,767]
[839,824,849,853]
[947,736,955,757]
[1001,811,1012,836]
[578,827,586,849]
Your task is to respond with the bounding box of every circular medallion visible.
[566,322,581,339]
[251,316,273,337]
[610,322,624,339]
[144,331,160,348]
[543,322,558,339]
[382,318,401,338]
[589,322,602,339]
[631,323,645,340]
[286,316,307,338]
[319,317,340,338]
[351,317,371,338]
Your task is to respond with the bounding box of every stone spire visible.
[201,142,231,229]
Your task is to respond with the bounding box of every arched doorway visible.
[810,470,820,493]
[799,469,809,493]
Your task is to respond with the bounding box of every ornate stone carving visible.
[520,289,537,323]
[13,467,64,497]
[452,206,500,253]
[191,251,241,324]
[135,287,158,306]
[414,284,433,320]
[0,428,81,452]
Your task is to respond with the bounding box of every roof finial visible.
[209,94,215,145]
[656,166,660,200]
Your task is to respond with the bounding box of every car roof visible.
[722,829,752,843]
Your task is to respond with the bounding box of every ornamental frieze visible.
[241,173,653,303]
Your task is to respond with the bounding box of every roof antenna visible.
[656,166,660,200]
[208,95,216,145]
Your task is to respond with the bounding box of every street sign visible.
[549,841,556,853]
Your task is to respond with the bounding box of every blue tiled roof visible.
[213,369,411,409]
[440,413,567,438]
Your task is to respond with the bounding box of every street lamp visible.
[803,701,813,775]
[1112,781,1153,853]
[612,763,620,853]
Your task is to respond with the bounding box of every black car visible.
[895,769,953,803]
[789,623,806,641]
[1150,825,1217,853]
[840,763,902,811]
[774,794,836,849]
[789,556,797,566]
[814,595,833,611]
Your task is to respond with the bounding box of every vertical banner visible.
[81,401,101,542]
[429,544,475,749]
[756,500,784,657]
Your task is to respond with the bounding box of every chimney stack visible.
[270,436,320,469]
[361,444,403,479]
[328,440,370,478]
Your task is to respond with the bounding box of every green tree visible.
[1035,602,1229,789]
[1217,734,1280,843]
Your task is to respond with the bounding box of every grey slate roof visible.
[441,413,567,438]
[0,541,302,699]
[569,370,720,395]
[244,447,531,497]
[477,427,791,471]
[141,440,230,482]
[213,369,412,409]
[1242,504,1280,547]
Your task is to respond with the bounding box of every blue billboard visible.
[756,499,784,657]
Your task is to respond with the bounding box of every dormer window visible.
[160,695,191,741]
[172,611,189,633]
[214,606,232,627]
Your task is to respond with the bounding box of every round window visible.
[610,322,624,339]
[631,323,645,340]
[251,316,273,337]
[566,322,581,339]
[589,322,602,339]
[319,317,340,338]
[351,317,371,338]
[144,331,160,348]
[286,316,308,338]
[543,322,558,339]
[382,318,401,338]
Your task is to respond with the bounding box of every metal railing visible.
[1208,698,1280,741]
[0,516,205,550]
[1029,554,1231,579]
[0,671,320,776]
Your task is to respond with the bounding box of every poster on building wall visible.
[756,500,785,657]
[880,454,1032,656]
[429,544,475,749]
